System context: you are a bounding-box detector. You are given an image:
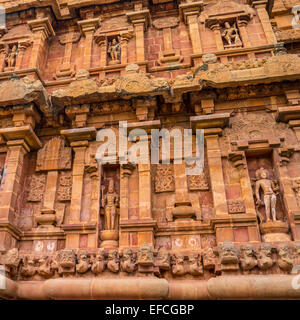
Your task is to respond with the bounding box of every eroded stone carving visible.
[5,45,17,68]
[107,250,119,273]
[257,244,274,271]
[20,256,36,277]
[101,179,119,231]
[137,243,154,266]
[239,245,257,272]
[171,253,186,276]
[120,248,136,273]
[108,37,121,65]
[57,249,76,275]
[76,251,90,274]
[156,249,171,271]
[188,253,203,276]
[37,256,54,278]
[227,199,246,214]
[277,244,293,273]
[4,248,20,277]
[91,249,106,275]
[202,247,216,271]
[218,240,239,273]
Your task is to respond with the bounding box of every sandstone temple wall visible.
[0,0,300,299]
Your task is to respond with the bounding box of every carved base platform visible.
[108,60,120,65]
[100,230,119,248]
[260,221,291,242]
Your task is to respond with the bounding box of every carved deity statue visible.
[5,45,17,68]
[91,249,106,274]
[101,180,119,231]
[255,167,279,222]
[108,37,121,62]
[221,22,241,46]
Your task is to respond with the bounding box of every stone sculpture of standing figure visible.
[108,37,121,62]
[101,179,119,230]
[255,167,279,222]
[5,45,17,68]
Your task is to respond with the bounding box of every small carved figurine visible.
[202,247,216,271]
[277,244,293,273]
[137,243,154,267]
[76,251,90,274]
[91,249,106,275]
[188,253,203,276]
[101,180,119,231]
[108,37,121,62]
[20,256,36,277]
[221,22,241,46]
[240,245,257,272]
[156,249,171,271]
[171,253,186,276]
[257,244,274,271]
[4,248,20,277]
[5,45,17,68]
[107,249,119,273]
[120,248,136,273]
[38,256,54,278]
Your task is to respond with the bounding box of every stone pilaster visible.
[60,127,97,249]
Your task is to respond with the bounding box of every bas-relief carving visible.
[155,164,175,193]
[57,172,72,201]
[221,22,242,48]
[27,174,46,202]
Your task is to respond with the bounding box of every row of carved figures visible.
[2,241,300,279]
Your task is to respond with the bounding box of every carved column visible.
[0,44,6,72]
[250,0,277,44]
[179,2,203,55]
[120,163,135,221]
[27,18,55,70]
[120,31,133,65]
[237,20,251,48]
[0,126,41,250]
[55,28,80,79]
[273,149,299,241]
[15,40,31,70]
[127,8,150,65]
[228,152,261,242]
[78,18,99,70]
[60,128,97,249]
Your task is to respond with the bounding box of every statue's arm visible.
[255,182,261,204]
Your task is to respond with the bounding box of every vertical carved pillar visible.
[120,31,133,65]
[237,20,251,48]
[120,163,135,221]
[0,44,6,72]
[78,18,99,70]
[228,152,261,242]
[27,18,55,70]
[15,40,31,70]
[43,171,58,211]
[186,14,202,54]
[0,127,41,250]
[69,142,87,224]
[211,24,224,51]
[60,128,97,249]
[273,149,299,241]
[173,163,190,205]
[127,8,150,66]
[179,2,203,55]
[251,0,277,44]
[138,163,152,220]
